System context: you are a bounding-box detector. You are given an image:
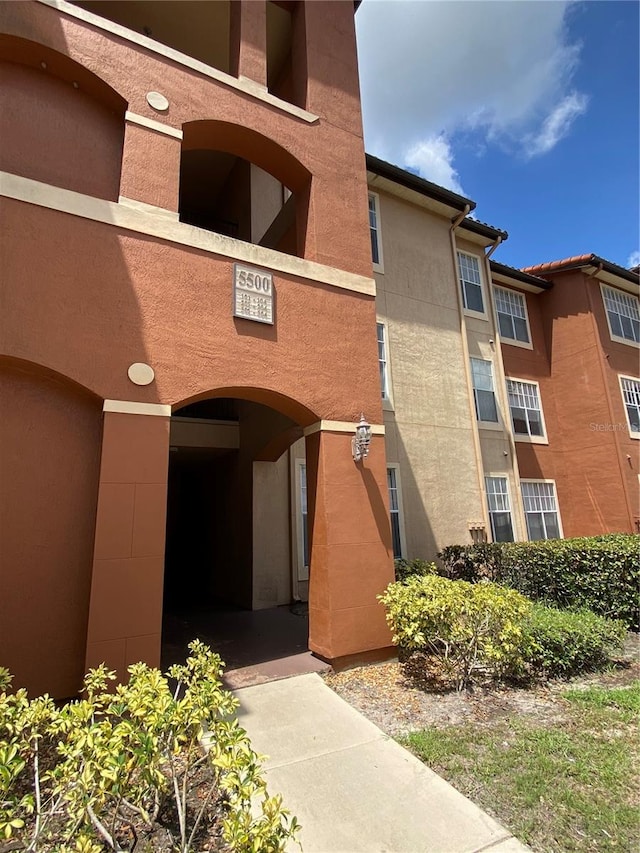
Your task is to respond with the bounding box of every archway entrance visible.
[161,396,311,674]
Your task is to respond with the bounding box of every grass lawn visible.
[400,680,640,852]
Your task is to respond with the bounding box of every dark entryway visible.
[161,396,310,675]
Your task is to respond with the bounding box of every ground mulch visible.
[324,633,640,737]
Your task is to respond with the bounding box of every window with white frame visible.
[458,252,485,314]
[521,481,562,541]
[377,322,389,401]
[485,477,514,542]
[507,379,546,439]
[602,285,640,344]
[471,358,498,423]
[494,286,530,344]
[620,376,640,435]
[387,466,404,558]
[296,461,309,581]
[368,193,383,268]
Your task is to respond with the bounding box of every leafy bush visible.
[437,543,503,583]
[393,558,438,582]
[526,604,627,678]
[438,534,640,629]
[0,641,299,851]
[379,575,534,690]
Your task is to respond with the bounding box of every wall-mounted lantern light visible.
[352,413,372,462]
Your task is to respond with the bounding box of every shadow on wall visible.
[0,36,150,699]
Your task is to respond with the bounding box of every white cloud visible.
[627,250,640,269]
[356,0,588,182]
[405,135,465,195]
[522,92,589,158]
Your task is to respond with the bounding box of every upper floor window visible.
[369,193,383,271]
[485,476,514,542]
[471,358,498,423]
[494,286,531,345]
[601,284,640,346]
[620,375,640,437]
[458,252,485,315]
[521,481,562,540]
[507,379,546,441]
[377,322,389,401]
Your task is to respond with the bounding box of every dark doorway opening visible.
[161,397,310,675]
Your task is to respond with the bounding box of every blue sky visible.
[356,0,639,270]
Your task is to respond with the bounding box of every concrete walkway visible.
[234,673,530,853]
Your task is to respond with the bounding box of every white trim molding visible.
[1,172,376,297]
[618,374,640,439]
[36,0,319,125]
[303,420,386,437]
[103,400,171,417]
[600,282,640,349]
[125,111,183,140]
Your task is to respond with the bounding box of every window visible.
[620,376,640,436]
[602,284,640,345]
[377,322,389,401]
[494,286,530,345]
[295,461,309,581]
[485,477,514,542]
[521,481,562,541]
[458,252,485,314]
[471,358,498,423]
[368,193,383,270]
[507,379,546,440]
[387,466,404,558]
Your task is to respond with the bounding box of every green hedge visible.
[526,604,627,678]
[393,558,438,582]
[438,534,640,630]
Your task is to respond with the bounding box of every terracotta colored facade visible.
[498,262,640,537]
[2,2,638,702]
[0,0,395,698]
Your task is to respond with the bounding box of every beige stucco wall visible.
[373,192,487,560]
[455,235,527,541]
[252,455,291,609]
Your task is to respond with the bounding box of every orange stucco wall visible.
[501,273,638,536]
[0,0,394,696]
[0,360,102,697]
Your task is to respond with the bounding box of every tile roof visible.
[522,254,640,285]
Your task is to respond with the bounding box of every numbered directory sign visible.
[233,264,274,325]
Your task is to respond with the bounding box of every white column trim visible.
[303,420,385,436]
[125,111,183,140]
[103,400,171,417]
[1,172,376,298]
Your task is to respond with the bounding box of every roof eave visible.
[366,154,475,214]
[490,261,551,293]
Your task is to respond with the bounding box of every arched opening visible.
[162,392,317,675]
[179,121,311,259]
[0,35,126,200]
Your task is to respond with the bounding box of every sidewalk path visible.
[234,672,530,853]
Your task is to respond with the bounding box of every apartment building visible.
[501,255,639,536]
[0,0,396,698]
[365,158,639,556]
[1,1,637,701]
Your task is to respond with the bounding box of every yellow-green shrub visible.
[379,575,534,690]
[0,642,299,851]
